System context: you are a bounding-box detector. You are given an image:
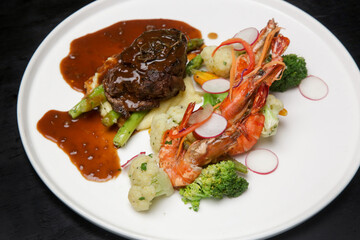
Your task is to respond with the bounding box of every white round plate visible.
[18,0,360,239]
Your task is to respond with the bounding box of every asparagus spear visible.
[68,85,106,118]
[186,54,203,75]
[113,111,148,147]
[102,110,121,127]
[232,159,248,174]
[187,38,204,52]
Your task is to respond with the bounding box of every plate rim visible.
[17,0,360,239]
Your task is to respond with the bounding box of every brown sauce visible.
[60,19,202,93]
[37,110,120,181]
[208,32,218,39]
[38,19,202,182]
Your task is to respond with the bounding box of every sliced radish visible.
[245,148,278,175]
[232,27,259,51]
[194,113,227,138]
[299,75,328,101]
[121,152,146,168]
[188,104,213,125]
[202,78,230,94]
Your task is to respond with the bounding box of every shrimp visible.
[235,18,278,79]
[160,113,242,187]
[220,32,288,156]
[159,102,202,187]
[158,19,290,187]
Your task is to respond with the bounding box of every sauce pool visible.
[37,110,120,181]
[207,32,218,39]
[38,19,202,182]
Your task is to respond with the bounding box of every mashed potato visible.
[136,76,203,130]
[150,106,186,154]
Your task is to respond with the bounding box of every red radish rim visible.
[201,78,230,94]
[192,129,204,140]
[121,152,146,168]
[194,113,227,139]
[298,75,329,101]
[232,27,259,51]
[245,148,279,175]
[188,104,213,125]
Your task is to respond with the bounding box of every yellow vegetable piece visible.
[193,71,218,85]
[279,108,288,116]
[187,52,197,61]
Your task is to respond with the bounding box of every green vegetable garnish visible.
[179,160,249,211]
[141,162,147,171]
[187,38,204,52]
[186,54,203,75]
[102,110,121,127]
[202,92,228,107]
[270,54,308,92]
[261,95,284,138]
[68,85,107,118]
[113,111,148,147]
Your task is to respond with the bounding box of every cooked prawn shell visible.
[158,19,290,187]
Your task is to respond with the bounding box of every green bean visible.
[68,85,106,118]
[102,110,121,127]
[113,111,148,148]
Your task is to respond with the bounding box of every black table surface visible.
[1,0,360,239]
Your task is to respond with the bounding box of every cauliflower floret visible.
[150,105,186,154]
[261,94,284,137]
[200,45,233,78]
[128,154,174,211]
[128,185,156,212]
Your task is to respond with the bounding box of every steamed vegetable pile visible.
[180,160,249,211]
[66,25,309,212]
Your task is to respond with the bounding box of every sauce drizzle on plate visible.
[207,32,218,39]
[37,110,120,181]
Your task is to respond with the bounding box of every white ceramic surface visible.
[18,0,360,239]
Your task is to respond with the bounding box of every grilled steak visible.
[103,28,188,118]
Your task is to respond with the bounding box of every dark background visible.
[1,0,359,239]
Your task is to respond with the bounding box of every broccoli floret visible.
[270,54,308,92]
[128,154,174,211]
[261,94,284,138]
[179,160,249,211]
